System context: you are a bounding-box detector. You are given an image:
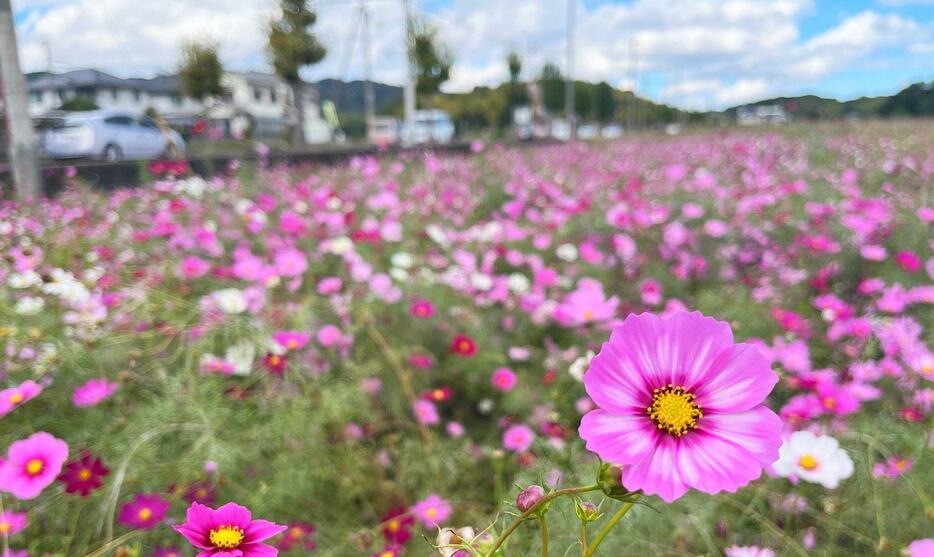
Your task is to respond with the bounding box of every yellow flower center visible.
[0,522,10,534]
[269,355,281,365]
[433,389,445,400]
[798,455,819,471]
[896,459,908,471]
[822,396,836,410]
[8,392,24,405]
[380,552,395,557]
[647,385,702,436]
[287,339,297,349]
[387,519,400,532]
[137,508,152,521]
[25,458,44,476]
[583,309,594,320]
[209,525,245,549]
[426,507,438,519]
[457,341,471,352]
[290,526,304,538]
[78,468,92,481]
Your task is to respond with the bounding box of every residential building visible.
[24,69,331,143]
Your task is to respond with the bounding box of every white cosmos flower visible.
[8,271,41,289]
[14,296,45,315]
[569,350,596,382]
[212,288,247,314]
[507,273,530,294]
[772,431,854,488]
[425,224,450,247]
[556,243,578,262]
[436,527,477,557]
[470,272,493,291]
[328,236,353,255]
[390,251,413,269]
[225,341,255,376]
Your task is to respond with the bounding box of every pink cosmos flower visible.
[896,250,922,273]
[0,432,69,500]
[553,278,619,326]
[0,380,43,418]
[491,368,517,392]
[503,424,535,453]
[0,510,28,536]
[413,400,440,426]
[317,325,343,347]
[272,330,311,351]
[578,311,782,502]
[273,248,308,278]
[174,501,286,556]
[725,546,775,557]
[409,299,435,319]
[909,539,934,557]
[179,256,211,280]
[72,378,119,408]
[119,493,170,529]
[410,494,452,528]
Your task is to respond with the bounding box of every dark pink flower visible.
[174,501,286,556]
[119,493,170,529]
[72,378,119,408]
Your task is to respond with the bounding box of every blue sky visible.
[11,0,934,109]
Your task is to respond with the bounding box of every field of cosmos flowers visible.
[2,121,934,557]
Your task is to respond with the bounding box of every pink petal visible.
[621,436,690,503]
[578,410,658,465]
[239,543,279,557]
[675,430,762,496]
[693,344,778,413]
[214,502,252,529]
[650,311,735,387]
[244,519,287,543]
[697,407,783,465]
[173,524,212,550]
[184,502,218,534]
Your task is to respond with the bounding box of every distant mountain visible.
[312,79,402,115]
[723,82,934,120]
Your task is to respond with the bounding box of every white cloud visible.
[715,78,772,106]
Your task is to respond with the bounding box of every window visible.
[111,88,119,100]
[138,118,159,130]
[104,116,134,126]
[29,91,42,104]
[270,89,278,103]
[253,86,262,102]
[134,90,142,102]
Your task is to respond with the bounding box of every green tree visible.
[411,18,453,108]
[574,81,594,121]
[506,51,528,108]
[267,0,327,144]
[539,62,564,113]
[594,81,616,122]
[178,40,225,102]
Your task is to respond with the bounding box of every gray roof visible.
[28,69,181,94]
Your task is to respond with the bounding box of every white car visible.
[400,110,455,145]
[40,110,186,162]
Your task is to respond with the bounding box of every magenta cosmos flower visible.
[174,501,287,557]
[410,494,452,528]
[119,493,170,529]
[72,378,119,407]
[0,432,69,500]
[0,380,43,418]
[578,311,782,502]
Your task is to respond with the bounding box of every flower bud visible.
[598,462,629,500]
[574,500,603,523]
[516,485,545,512]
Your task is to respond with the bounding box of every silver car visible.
[39,111,186,162]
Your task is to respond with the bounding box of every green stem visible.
[483,484,600,557]
[583,497,640,557]
[580,522,588,554]
[540,515,549,557]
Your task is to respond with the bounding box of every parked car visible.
[368,117,400,147]
[38,111,185,162]
[400,110,455,145]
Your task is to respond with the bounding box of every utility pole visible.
[401,0,416,139]
[626,36,637,133]
[564,0,576,141]
[361,4,375,134]
[0,0,41,199]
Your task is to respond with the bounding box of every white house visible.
[25,69,331,143]
[737,104,789,126]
